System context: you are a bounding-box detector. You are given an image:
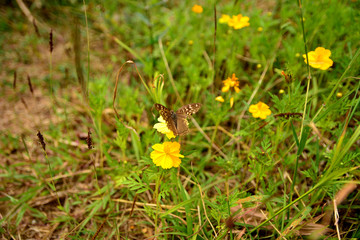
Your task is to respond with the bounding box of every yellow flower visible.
[249,101,272,119]
[295,53,300,57]
[257,64,262,68]
[230,97,234,108]
[222,73,241,93]
[215,96,225,102]
[219,14,231,23]
[154,116,176,139]
[257,27,263,32]
[303,47,333,70]
[336,92,343,98]
[192,4,203,14]
[188,40,194,45]
[279,89,285,94]
[228,14,250,29]
[150,142,184,169]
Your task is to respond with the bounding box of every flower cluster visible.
[219,14,250,30]
[216,73,240,108]
[303,47,333,70]
[151,113,188,169]
[222,73,240,93]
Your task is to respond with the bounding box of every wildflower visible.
[257,64,262,68]
[257,27,263,32]
[228,14,250,29]
[249,101,271,119]
[154,116,176,139]
[219,14,231,23]
[150,142,184,169]
[336,92,343,98]
[215,96,225,102]
[188,40,194,45]
[279,89,285,94]
[222,73,241,93]
[295,53,300,57]
[192,4,203,14]
[303,47,333,70]
[230,97,234,108]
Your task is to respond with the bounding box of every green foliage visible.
[1,0,360,239]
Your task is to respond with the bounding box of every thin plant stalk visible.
[90,153,99,190]
[288,0,311,219]
[154,172,163,236]
[83,0,90,98]
[43,149,61,206]
[49,29,53,97]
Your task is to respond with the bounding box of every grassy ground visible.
[1,0,360,239]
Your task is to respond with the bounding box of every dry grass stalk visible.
[27,74,34,94]
[37,130,46,151]
[49,29,53,53]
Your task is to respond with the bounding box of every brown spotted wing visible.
[154,103,202,136]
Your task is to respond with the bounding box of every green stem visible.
[83,0,90,99]
[154,171,163,235]
[298,0,311,138]
[43,150,61,206]
[49,52,53,98]
[250,183,319,233]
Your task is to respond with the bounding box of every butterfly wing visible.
[175,114,189,136]
[176,103,202,117]
[175,103,202,136]
[154,103,178,135]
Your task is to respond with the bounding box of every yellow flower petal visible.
[150,142,184,169]
[169,155,181,167]
[231,73,238,81]
[215,96,225,102]
[249,104,257,113]
[192,4,203,14]
[230,97,234,108]
[222,85,230,92]
[228,14,250,29]
[315,47,331,58]
[249,101,271,119]
[219,14,230,23]
[165,131,176,139]
[221,73,241,93]
[258,108,271,119]
[303,47,333,70]
[152,143,164,152]
[150,150,165,161]
[154,116,176,139]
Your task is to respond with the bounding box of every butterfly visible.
[154,103,202,136]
